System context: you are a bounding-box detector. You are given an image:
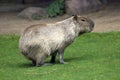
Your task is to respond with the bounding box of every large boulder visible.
[65,0,103,15]
[18,7,47,19]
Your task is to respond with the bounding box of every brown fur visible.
[19,15,94,66]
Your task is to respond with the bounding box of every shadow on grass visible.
[18,62,55,68]
[65,54,94,62]
[17,54,94,68]
[18,63,34,68]
[48,54,94,65]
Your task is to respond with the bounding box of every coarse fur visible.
[19,15,94,66]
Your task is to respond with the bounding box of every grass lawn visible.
[0,32,120,80]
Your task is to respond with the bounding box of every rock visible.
[65,0,103,15]
[18,7,47,19]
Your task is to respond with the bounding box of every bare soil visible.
[0,3,120,34]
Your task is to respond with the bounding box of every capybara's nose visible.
[90,20,94,30]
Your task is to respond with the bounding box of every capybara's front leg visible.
[50,52,57,63]
[58,49,67,64]
[32,60,36,66]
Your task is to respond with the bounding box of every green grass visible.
[0,32,120,80]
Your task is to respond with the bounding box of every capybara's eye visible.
[81,19,85,22]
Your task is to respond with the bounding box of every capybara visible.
[19,15,94,66]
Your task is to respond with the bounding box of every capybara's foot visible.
[60,60,68,64]
[32,60,36,66]
[50,57,56,63]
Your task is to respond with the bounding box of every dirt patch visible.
[0,3,120,34]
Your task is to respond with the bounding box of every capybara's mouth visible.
[90,20,94,31]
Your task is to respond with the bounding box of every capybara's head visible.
[73,15,94,34]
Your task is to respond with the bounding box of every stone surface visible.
[18,7,47,19]
[65,0,103,15]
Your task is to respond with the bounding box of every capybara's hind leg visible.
[36,54,46,67]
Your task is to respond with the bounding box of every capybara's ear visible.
[73,15,78,21]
